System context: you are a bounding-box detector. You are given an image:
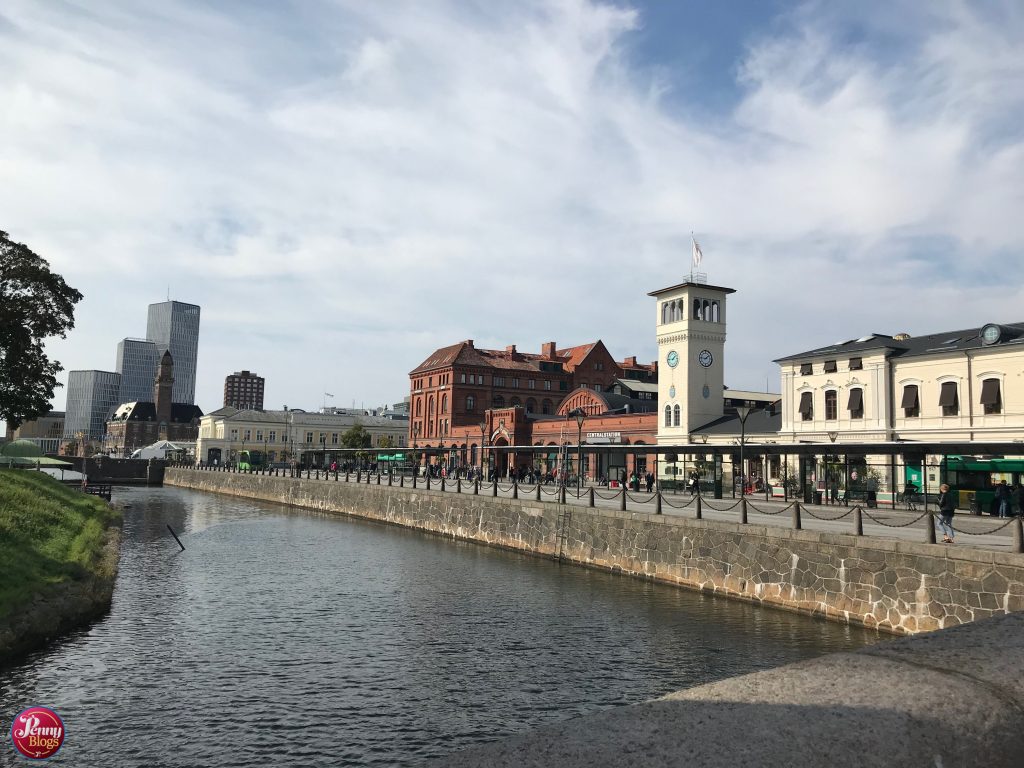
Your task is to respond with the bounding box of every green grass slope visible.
[0,470,121,617]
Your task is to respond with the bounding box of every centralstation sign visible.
[585,432,622,444]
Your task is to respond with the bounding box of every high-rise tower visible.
[115,338,159,403]
[146,300,200,404]
[649,280,735,442]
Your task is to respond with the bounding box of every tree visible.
[341,423,373,465]
[0,231,82,429]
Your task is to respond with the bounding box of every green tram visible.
[943,456,1024,514]
[237,450,265,471]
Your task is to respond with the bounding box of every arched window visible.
[428,396,435,415]
[542,399,552,414]
[664,405,671,427]
[662,302,669,324]
[673,301,681,321]
[415,399,422,416]
[441,394,448,413]
[824,390,838,420]
[981,378,1002,414]
[711,301,720,322]
[526,398,536,412]
[466,395,475,412]
[703,299,711,320]
[673,404,681,427]
[510,397,522,407]
[493,395,505,408]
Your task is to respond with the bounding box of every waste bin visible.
[804,485,814,504]
[968,493,980,516]
[814,490,823,505]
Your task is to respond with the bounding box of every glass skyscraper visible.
[63,370,122,440]
[115,338,159,403]
[146,300,201,404]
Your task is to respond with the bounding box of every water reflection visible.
[0,487,881,766]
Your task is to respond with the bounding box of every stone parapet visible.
[165,468,1024,635]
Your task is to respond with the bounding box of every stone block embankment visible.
[165,469,1024,635]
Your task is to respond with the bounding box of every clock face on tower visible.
[698,349,714,368]
[666,350,679,368]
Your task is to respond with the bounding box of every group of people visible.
[992,480,1024,518]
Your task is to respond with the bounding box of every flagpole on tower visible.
[690,231,704,282]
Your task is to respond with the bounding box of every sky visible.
[3,0,1023,427]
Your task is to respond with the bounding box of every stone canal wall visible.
[164,468,1024,635]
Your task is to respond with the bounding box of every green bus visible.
[237,450,265,471]
[944,456,1024,514]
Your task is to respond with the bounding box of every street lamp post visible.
[735,403,754,496]
[479,421,487,480]
[573,409,586,497]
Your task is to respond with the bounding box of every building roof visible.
[647,280,736,298]
[693,408,783,436]
[110,402,204,423]
[774,322,1024,363]
[410,339,613,375]
[611,378,659,394]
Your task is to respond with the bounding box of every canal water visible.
[1,487,881,766]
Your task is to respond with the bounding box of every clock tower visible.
[649,280,735,443]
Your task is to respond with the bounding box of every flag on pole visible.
[325,393,334,398]
[691,234,703,269]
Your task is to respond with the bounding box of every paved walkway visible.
[285,470,1023,553]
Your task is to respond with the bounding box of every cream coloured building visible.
[775,323,1024,444]
[196,407,408,466]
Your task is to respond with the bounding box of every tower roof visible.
[647,281,736,298]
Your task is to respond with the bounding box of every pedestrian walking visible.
[937,483,956,543]
[1014,483,1024,517]
[995,480,1011,518]
[645,472,654,493]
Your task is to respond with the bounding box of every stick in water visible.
[167,524,185,551]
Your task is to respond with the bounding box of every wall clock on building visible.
[666,350,679,368]
[698,349,714,368]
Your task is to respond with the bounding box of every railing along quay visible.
[175,464,1024,553]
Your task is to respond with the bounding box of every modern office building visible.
[223,370,265,410]
[146,300,201,404]
[115,338,159,403]
[6,411,65,455]
[63,370,122,441]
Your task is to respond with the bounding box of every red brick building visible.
[408,339,659,479]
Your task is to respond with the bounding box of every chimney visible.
[505,344,517,357]
[466,340,474,348]
[623,356,637,366]
[542,341,557,359]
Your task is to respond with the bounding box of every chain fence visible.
[661,495,697,509]
[861,508,931,528]
[744,500,790,516]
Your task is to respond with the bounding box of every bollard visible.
[457,477,462,493]
[377,472,381,485]
[535,483,541,501]
[926,511,936,544]
[740,497,748,524]
[853,505,863,536]
[560,485,566,505]
[588,486,595,508]
[315,469,320,480]
[655,491,662,515]
[425,473,431,491]
[441,476,446,492]
[388,472,392,487]
[400,473,405,488]
[619,487,627,511]
[512,478,518,500]
[474,478,479,495]
[492,478,498,497]
[695,495,702,519]
[306,468,310,479]
[1013,517,1023,553]
[412,473,417,489]
[792,501,802,530]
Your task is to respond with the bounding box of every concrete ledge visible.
[432,611,1024,768]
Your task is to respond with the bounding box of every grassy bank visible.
[0,470,121,618]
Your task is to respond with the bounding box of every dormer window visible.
[800,363,813,376]
[823,360,837,373]
[849,357,863,371]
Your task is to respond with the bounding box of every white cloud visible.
[1,0,1022,423]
